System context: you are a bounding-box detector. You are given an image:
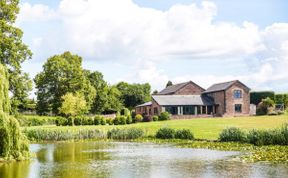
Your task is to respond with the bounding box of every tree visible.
[116,82,151,109]
[59,92,88,117]
[34,52,96,115]
[86,70,109,114]
[152,90,158,95]
[104,86,123,113]
[0,0,33,113]
[0,64,29,160]
[166,81,173,88]
[9,72,32,113]
[256,97,275,115]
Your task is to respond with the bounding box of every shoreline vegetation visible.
[20,115,288,163]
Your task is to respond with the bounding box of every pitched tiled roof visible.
[152,95,214,106]
[203,80,249,93]
[158,81,204,95]
[136,101,152,107]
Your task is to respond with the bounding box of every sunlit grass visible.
[23,115,288,140]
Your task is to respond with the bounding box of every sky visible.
[17,0,288,97]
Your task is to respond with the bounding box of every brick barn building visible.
[135,80,250,118]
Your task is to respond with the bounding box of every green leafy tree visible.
[34,52,96,115]
[86,70,109,114]
[59,92,88,117]
[0,64,29,160]
[0,0,33,113]
[116,82,151,109]
[166,81,173,88]
[104,86,123,113]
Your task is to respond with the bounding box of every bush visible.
[107,128,144,140]
[82,116,94,125]
[16,115,56,126]
[152,115,158,121]
[159,112,171,121]
[246,129,278,146]
[126,115,132,124]
[121,108,131,117]
[219,127,246,142]
[119,116,127,125]
[74,116,82,126]
[134,114,143,123]
[94,115,102,125]
[175,129,194,140]
[143,115,152,122]
[55,117,67,126]
[106,118,114,125]
[155,128,175,139]
[100,117,106,125]
[113,116,120,125]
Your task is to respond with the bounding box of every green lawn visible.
[23,115,288,140]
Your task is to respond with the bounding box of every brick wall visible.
[225,82,250,116]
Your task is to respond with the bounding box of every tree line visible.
[34,52,151,116]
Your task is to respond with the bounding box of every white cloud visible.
[17,3,57,22]
[17,0,288,92]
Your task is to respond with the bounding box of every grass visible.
[22,115,288,140]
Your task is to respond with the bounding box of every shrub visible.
[74,116,82,126]
[113,116,120,125]
[155,128,175,139]
[119,116,127,125]
[101,117,106,125]
[81,116,94,125]
[94,115,102,125]
[107,128,144,140]
[159,112,171,121]
[126,115,132,124]
[55,117,67,126]
[152,115,158,121]
[16,115,56,126]
[67,117,74,126]
[246,129,278,146]
[121,108,131,117]
[219,127,246,142]
[134,114,143,123]
[106,118,114,125]
[257,97,275,115]
[143,115,152,122]
[175,129,194,140]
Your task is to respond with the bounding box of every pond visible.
[0,141,287,178]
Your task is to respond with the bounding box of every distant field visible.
[23,115,288,140]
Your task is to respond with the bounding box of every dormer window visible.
[234,90,242,99]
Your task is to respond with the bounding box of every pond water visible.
[0,141,287,178]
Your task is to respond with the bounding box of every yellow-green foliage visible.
[59,92,88,117]
[0,64,10,113]
[0,64,29,161]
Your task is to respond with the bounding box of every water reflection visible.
[0,141,287,178]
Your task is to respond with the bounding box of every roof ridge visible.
[212,80,238,85]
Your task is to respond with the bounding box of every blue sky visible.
[18,0,288,96]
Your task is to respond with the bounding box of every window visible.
[153,108,158,115]
[235,104,242,113]
[234,90,242,99]
[165,106,178,115]
[183,106,194,115]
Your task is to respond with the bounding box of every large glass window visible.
[235,104,242,113]
[183,106,194,115]
[165,106,178,115]
[234,90,242,99]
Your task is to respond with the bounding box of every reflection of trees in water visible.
[0,161,30,178]
[210,160,252,177]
